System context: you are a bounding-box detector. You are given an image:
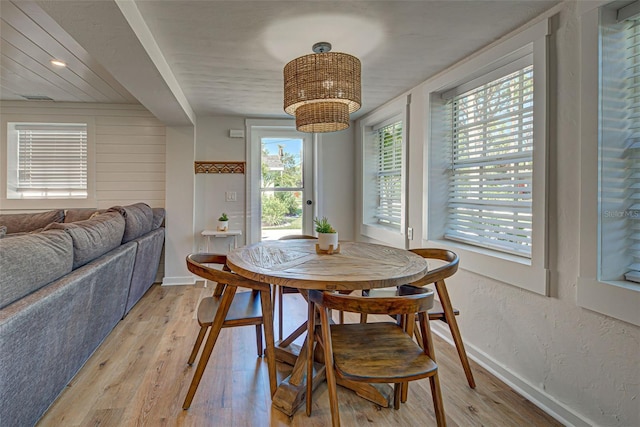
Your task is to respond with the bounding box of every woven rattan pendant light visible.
[284,42,361,133]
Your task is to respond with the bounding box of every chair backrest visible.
[308,289,434,316]
[186,253,269,291]
[407,248,459,287]
[279,234,317,240]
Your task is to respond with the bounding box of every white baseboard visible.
[161,275,196,286]
[430,322,594,427]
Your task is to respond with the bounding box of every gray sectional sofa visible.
[0,203,165,427]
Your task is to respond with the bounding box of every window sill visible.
[426,238,549,295]
[577,277,640,326]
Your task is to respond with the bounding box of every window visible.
[445,65,534,257]
[601,11,639,284]
[1,116,95,209]
[7,123,88,199]
[426,19,549,295]
[359,97,407,247]
[578,1,640,326]
[373,119,403,230]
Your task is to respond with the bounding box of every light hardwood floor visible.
[38,283,561,427]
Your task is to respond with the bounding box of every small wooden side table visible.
[201,229,242,252]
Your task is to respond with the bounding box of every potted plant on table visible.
[314,216,338,251]
[217,213,229,231]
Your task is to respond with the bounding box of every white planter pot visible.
[217,220,229,231]
[318,232,338,251]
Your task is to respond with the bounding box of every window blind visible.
[15,123,87,198]
[625,19,640,282]
[445,65,534,257]
[373,120,403,229]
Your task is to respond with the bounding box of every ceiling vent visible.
[20,95,54,101]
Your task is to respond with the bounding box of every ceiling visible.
[0,0,561,126]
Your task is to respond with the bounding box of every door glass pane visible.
[261,191,303,240]
[261,137,304,240]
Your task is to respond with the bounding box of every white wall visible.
[0,101,166,211]
[194,116,246,253]
[163,125,196,285]
[193,116,355,249]
[316,127,355,242]
[356,2,639,426]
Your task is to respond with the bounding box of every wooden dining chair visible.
[306,289,446,427]
[363,248,475,390]
[405,248,475,389]
[182,254,277,409]
[274,234,317,340]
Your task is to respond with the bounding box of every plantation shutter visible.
[625,18,640,283]
[374,120,403,229]
[15,123,87,196]
[445,65,534,257]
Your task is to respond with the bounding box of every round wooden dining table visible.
[226,239,429,416]
[226,239,428,291]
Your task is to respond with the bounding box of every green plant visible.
[218,213,229,221]
[314,216,336,233]
[262,196,287,226]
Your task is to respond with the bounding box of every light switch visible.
[225,191,237,202]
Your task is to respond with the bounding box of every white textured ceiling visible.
[1,0,561,125]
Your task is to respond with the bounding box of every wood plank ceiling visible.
[0,1,137,104]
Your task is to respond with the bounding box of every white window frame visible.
[578,2,640,327]
[0,114,96,210]
[359,97,408,248]
[424,19,550,295]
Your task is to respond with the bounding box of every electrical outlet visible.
[225,191,237,202]
[407,227,414,240]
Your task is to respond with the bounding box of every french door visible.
[246,121,315,243]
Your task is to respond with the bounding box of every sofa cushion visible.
[151,207,166,229]
[45,211,125,269]
[109,203,153,243]
[64,208,106,223]
[0,229,73,309]
[0,210,64,234]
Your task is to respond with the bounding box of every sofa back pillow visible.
[109,203,153,243]
[0,209,64,234]
[64,208,106,223]
[45,211,125,269]
[0,229,73,309]
[151,208,166,229]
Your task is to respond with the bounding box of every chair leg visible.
[183,285,237,409]
[435,280,476,389]
[401,313,416,403]
[419,313,447,427]
[278,285,284,341]
[360,313,368,324]
[393,383,402,410]
[259,288,278,398]
[255,324,263,357]
[306,300,315,416]
[187,325,208,365]
[429,373,447,427]
[319,306,340,427]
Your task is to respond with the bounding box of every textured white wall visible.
[357,2,640,426]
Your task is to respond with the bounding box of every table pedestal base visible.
[272,339,392,416]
